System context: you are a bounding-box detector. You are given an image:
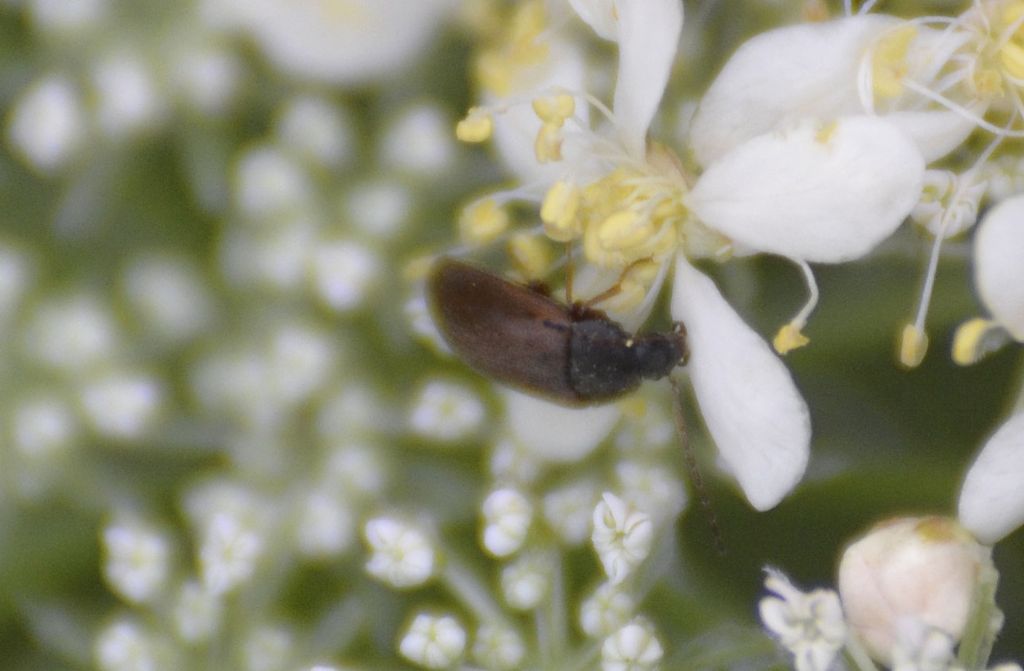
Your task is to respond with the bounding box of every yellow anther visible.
[596,210,654,251]
[1000,40,1024,80]
[952,318,1001,366]
[872,25,917,99]
[1002,1,1024,36]
[540,181,581,242]
[456,108,494,143]
[814,120,839,144]
[602,278,647,314]
[534,122,563,163]
[475,49,513,96]
[899,323,929,368]
[532,94,575,126]
[509,0,546,46]
[773,323,810,355]
[459,197,509,246]
[507,232,551,280]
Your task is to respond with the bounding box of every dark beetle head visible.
[632,322,689,380]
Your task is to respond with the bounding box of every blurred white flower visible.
[309,239,380,312]
[6,74,86,174]
[294,489,355,559]
[198,511,266,596]
[592,492,652,586]
[600,617,664,671]
[345,180,412,239]
[408,379,485,443]
[320,442,388,500]
[204,0,455,85]
[276,96,353,168]
[121,253,214,344]
[380,103,456,176]
[580,581,636,638]
[79,369,165,440]
[481,487,532,558]
[92,49,167,139]
[168,38,243,115]
[233,144,312,218]
[0,243,34,324]
[613,459,685,525]
[22,293,118,374]
[543,478,600,546]
[500,550,551,610]
[759,568,846,671]
[240,623,294,671]
[837,516,991,666]
[398,612,466,670]
[11,394,77,460]
[220,216,317,292]
[94,618,163,671]
[502,389,621,463]
[172,579,223,644]
[102,516,172,604]
[26,0,108,35]
[363,516,435,588]
[471,622,525,671]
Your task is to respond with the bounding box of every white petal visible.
[671,257,810,510]
[569,0,617,40]
[612,0,682,159]
[974,195,1024,341]
[884,109,981,164]
[504,390,620,462]
[959,413,1024,544]
[488,38,588,182]
[688,115,924,263]
[690,14,896,167]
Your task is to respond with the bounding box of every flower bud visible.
[837,516,992,666]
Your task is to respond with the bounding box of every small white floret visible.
[172,579,223,644]
[481,488,533,557]
[380,104,454,175]
[198,512,265,596]
[345,180,412,239]
[592,493,652,585]
[170,41,242,115]
[79,370,164,440]
[614,460,686,525]
[233,145,312,218]
[472,623,525,671]
[122,253,212,343]
[500,551,550,610]
[240,624,294,671]
[0,243,34,323]
[543,479,599,546]
[408,380,485,443]
[92,50,166,139]
[294,489,355,559]
[759,568,846,671]
[12,394,77,460]
[580,581,636,638]
[6,74,86,173]
[363,517,435,588]
[399,612,467,669]
[309,239,380,312]
[27,0,108,34]
[600,617,664,671]
[94,618,159,671]
[276,95,353,167]
[22,293,117,372]
[102,517,171,604]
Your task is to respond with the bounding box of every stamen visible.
[952,318,1009,365]
[507,233,552,281]
[773,261,818,355]
[540,180,581,241]
[456,107,494,143]
[459,197,510,246]
[899,323,929,368]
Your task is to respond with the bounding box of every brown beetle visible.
[427,258,688,407]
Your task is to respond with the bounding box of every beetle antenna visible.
[669,376,725,555]
[564,243,575,304]
[582,257,651,309]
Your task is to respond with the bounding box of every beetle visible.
[427,258,688,407]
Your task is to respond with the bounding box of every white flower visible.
[276,95,353,168]
[580,581,636,638]
[379,103,455,176]
[22,293,118,373]
[837,516,991,666]
[408,379,486,443]
[294,489,355,559]
[121,253,213,344]
[91,49,166,139]
[309,239,381,312]
[94,618,161,671]
[591,492,652,585]
[6,74,86,173]
[500,550,551,610]
[27,0,108,35]
[398,612,466,670]
[959,412,1024,544]
[198,510,265,596]
[363,516,435,588]
[345,180,412,239]
[543,478,600,546]
[240,624,294,671]
[600,617,664,671]
[11,394,77,460]
[614,459,686,525]
[759,568,846,671]
[232,144,312,218]
[167,38,242,115]
[203,0,455,85]
[172,579,223,644]
[0,242,34,324]
[79,370,164,440]
[471,623,525,671]
[481,488,533,558]
[102,517,171,604]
